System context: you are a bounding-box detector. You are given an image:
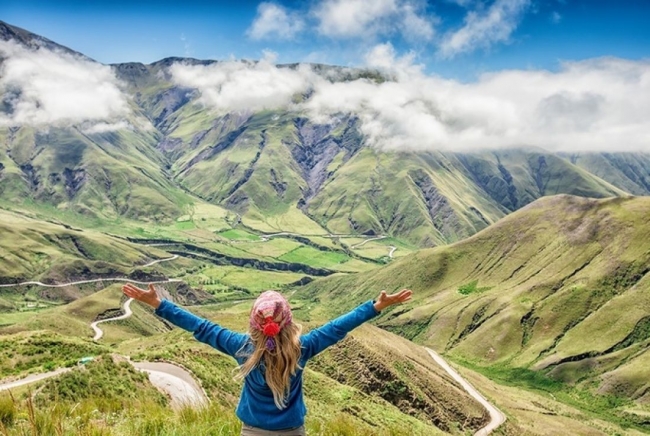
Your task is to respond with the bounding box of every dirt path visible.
[141,255,179,268]
[0,252,182,289]
[426,348,505,435]
[91,298,134,341]
[131,361,208,410]
[0,368,72,392]
[0,278,182,289]
[350,236,387,248]
[0,360,207,411]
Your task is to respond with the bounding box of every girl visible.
[122,283,412,436]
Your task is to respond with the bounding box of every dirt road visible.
[426,347,506,435]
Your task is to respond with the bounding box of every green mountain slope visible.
[0,209,171,285]
[298,195,650,407]
[2,20,648,247]
[561,152,650,196]
[0,291,489,435]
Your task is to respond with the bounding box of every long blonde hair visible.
[236,321,302,409]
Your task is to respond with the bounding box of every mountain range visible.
[1,20,649,248]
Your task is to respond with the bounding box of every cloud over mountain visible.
[0,41,130,128]
[169,46,650,152]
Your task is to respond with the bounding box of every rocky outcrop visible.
[409,169,461,237]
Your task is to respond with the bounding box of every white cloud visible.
[314,0,398,38]
[81,120,132,134]
[169,46,650,153]
[400,3,436,41]
[439,0,532,58]
[363,43,423,79]
[312,0,435,41]
[0,41,130,127]
[247,2,305,40]
[168,53,316,112]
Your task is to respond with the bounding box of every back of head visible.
[237,290,302,409]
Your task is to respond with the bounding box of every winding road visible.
[426,348,506,436]
[1,254,505,432]
[223,231,399,259]
[0,368,72,392]
[350,236,387,248]
[0,277,182,289]
[141,255,179,268]
[91,298,134,341]
[131,361,208,410]
[0,360,208,410]
[0,297,504,434]
[0,255,180,289]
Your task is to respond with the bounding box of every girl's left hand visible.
[122,283,162,309]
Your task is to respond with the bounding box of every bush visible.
[457,280,492,295]
[0,394,15,426]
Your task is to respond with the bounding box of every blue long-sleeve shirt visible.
[154,299,379,430]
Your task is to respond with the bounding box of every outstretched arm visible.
[302,289,412,360]
[122,283,247,357]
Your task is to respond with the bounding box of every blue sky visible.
[2,0,649,80]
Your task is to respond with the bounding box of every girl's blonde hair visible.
[236,321,302,409]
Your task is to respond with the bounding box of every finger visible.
[125,283,146,293]
[398,289,412,299]
[148,284,156,293]
[122,286,139,297]
[123,284,144,297]
[380,290,387,300]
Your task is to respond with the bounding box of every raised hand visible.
[122,283,162,309]
[373,289,412,312]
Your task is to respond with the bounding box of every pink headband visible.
[250,291,292,344]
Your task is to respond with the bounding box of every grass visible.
[298,195,650,431]
[457,280,492,295]
[184,265,308,293]
[216,229,260,241]
[455,358,647,432]
[279,246,350,270]
[0,331,107,377]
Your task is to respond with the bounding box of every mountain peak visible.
[0,20,89,59]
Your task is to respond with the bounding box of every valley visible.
[0,19,650,436]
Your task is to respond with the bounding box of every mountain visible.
[560,151,650,196]
[298,195,650,410]
[0,20,86,57]
[1,21,649,247]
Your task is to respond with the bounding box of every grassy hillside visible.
[0,209,172,285]
[1,292,490,435]
[561,152,650,196]
[298,194,650,429]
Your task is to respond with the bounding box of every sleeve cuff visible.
[154,299,172,316]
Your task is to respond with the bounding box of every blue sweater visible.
[154,299,379,430]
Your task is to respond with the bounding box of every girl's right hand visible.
[122,283,162,309]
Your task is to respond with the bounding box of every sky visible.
[1,0,649,80]
[1,0,649,152]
